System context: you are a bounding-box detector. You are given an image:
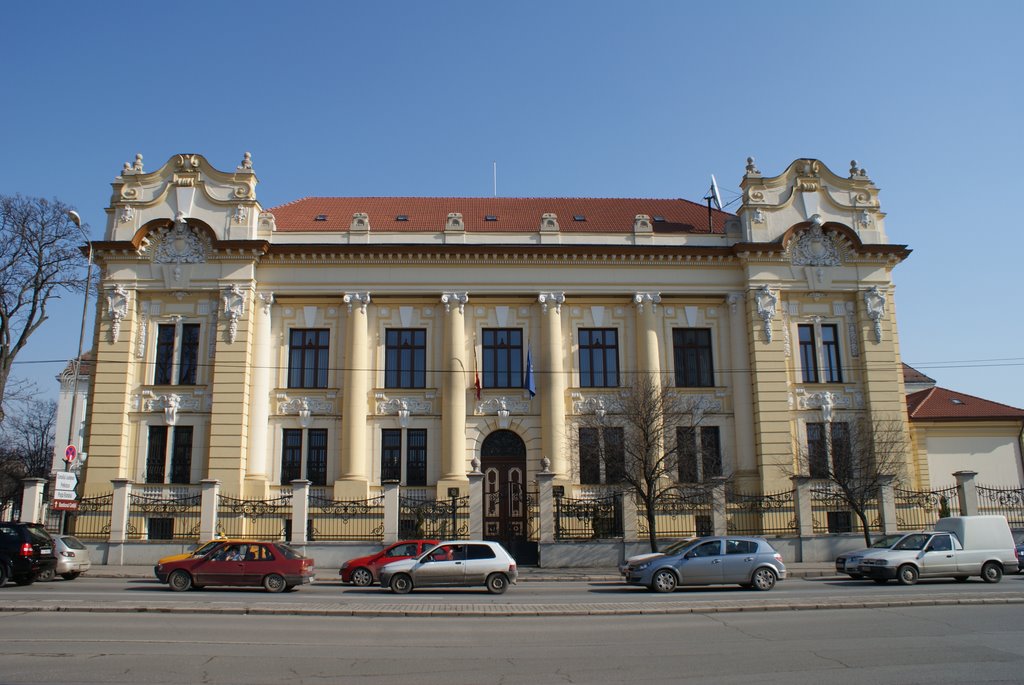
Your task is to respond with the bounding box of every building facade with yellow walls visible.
[79,153,915,542]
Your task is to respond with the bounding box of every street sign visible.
[54,489,78,501]
[52,499,79,512]
[55,472,78,492]
[64,445,78,464]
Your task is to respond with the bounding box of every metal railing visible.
[637,489,713,538]
[399,495,469,540]
[69,493,113,539]
[726,488,797,536]
[127,489,202,540]
[894,486,959,531]
[216,494,292,540]
[809,482,880,534]
[976,484,1024,527]
[308,494,385,541]
[554,493,623,540]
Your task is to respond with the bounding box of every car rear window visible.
[277,544,305,560]
[25,525,54,546]
[60,536,87,550]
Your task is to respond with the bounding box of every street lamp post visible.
[60,210,93,533]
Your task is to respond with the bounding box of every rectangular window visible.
[806,422,828,478]
[673,328,714,388]
[288,329,330,389]
[154,326,175,385]
[178,324,200,385]
[381,429,402,482]
[307,429,327,486]
[281,429,303,484]
[677,427,721,482]
[830,421,851,479]
[798,325,818,383]
[154,323,201,385]
[406,429,428,486]
[827,511,852,533]
[385,329,426,388]
[578,328,619,388]
[145,426,169,484]
[482,328,522,389]
[821,324,842,383]
[169,426,193,484]
[148,518,174,540]
[578,427,624,484]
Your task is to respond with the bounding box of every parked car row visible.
[1,521,90,587]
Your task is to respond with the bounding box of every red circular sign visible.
[64,445,77,463]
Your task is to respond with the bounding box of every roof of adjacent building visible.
[901,363,936,386]
[267,197,733,233]
[906,386,1024,422]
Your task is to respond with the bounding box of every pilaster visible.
[727,293,758,489]
[747,286,792,491]
[338,292,371,499]
[245,291,274,493]
[538,292,567,478]
[439,292,469,491]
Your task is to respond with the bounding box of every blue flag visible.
[524,345,536,397]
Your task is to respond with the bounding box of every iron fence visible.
[127,490,202,540]
[637,488,713,538]
[554,493,623,540]
[309,494,385,541]
[894,486,959,530]
[726,488,797,536]
[399,495,469,540]
[216,494,292,540]
[809,482,880,535]
[69,493,113,539]
[976,484,1024,527]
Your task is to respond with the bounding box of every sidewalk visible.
[82,562,840,581]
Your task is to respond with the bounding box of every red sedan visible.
[154,541,315,593]
[339,540,438,586]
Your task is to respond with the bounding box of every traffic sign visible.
[54,489,78,501]
[52,499,79,512]
[64,445,78,464]
[55,472,78,492]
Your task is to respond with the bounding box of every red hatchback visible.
[340,540,438,586]
[154,541,315,593]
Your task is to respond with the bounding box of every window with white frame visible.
[154,322,200,385]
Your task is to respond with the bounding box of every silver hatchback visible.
[378,540,518,594]
[624,536,787,592]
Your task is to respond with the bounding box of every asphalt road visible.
[3,574,1024,616]
[1,604,1022,684]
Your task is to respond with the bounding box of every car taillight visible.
[508,563,516,573]
[61,551,76,558]
[20,543,33,557]
[774,554,783,562]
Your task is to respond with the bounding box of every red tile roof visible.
[906,386,1024,422]
[901,363,936,386]
[267,197,733,234]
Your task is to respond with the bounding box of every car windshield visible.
[870,534,905,548]
[893,534,930,551]
[193,541,222,557]
[661,539,692,555]
[60,536,87,550]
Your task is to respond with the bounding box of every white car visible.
[39,535,92,581]
[834,533,908,579]
[379,540,518,594]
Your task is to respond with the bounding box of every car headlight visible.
[635,562,651,571]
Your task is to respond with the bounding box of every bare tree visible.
[0,194,89,423]
[794,415,908,547]
[574,374,725,552]
[0,398,56,512]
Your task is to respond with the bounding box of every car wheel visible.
[37,568,55,582]
[60,572,81,581]
[847,573,863,580]
[351,567,374,587]
[14,576,34,586]
[168,570,192,592]
[263,574,287,593]
[750,567,777,591]
[650,569,677,593]
[897,564,919,586]
[486,573,508,595]
[954,575,969,583]
[872,578,888,585]
[390,573,413,594]
[981,562,1003,584]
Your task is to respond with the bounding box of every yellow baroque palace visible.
[81,153,916,533]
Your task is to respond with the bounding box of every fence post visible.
[290,479,311,545]
[382,481,400,544]
[536,469,555,543]
[200,479,220,541]
[791,476,814,538]
[620,490,638,541]
[109,479,132,544]
[467,468,484,539]
[877,474,897,534]
[19,478,46,524]
[710,478,728,536]
[954,470,979,516]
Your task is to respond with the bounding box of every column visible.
[382,481,400,544]
[954,470,979,516]
[633,292,662,380]
[438,292,469,495]
[245,292,274,493]
[538,292,567,478]
[338,293,371,499]
[19,478,46,524]
[290,479,311,545]
[727,293,758,487]
[199,478,220,541]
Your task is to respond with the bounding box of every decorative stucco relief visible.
[754,285,777,343]
[864,287,886,343]
[791,215,841,267]
[106,285,130,343]
[222,285,246,343]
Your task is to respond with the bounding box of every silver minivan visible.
[379,540,518,594]
[624,536,787,592]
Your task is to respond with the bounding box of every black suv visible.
[0,521,57,586]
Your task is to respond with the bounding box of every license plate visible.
[40,548,51,555]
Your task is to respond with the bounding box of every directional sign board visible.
[52,500,79,512]
[54,489,78,501]
[55,472,78,492]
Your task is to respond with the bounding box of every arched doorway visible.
[480,430,537,565]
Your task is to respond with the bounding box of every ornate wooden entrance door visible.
[480,430,537,565]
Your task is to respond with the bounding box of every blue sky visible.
[2,1,1022,407]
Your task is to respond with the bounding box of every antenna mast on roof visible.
[703,174,723,231]
[493,161,497,197]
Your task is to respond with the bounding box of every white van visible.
[858,515,1018,585]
